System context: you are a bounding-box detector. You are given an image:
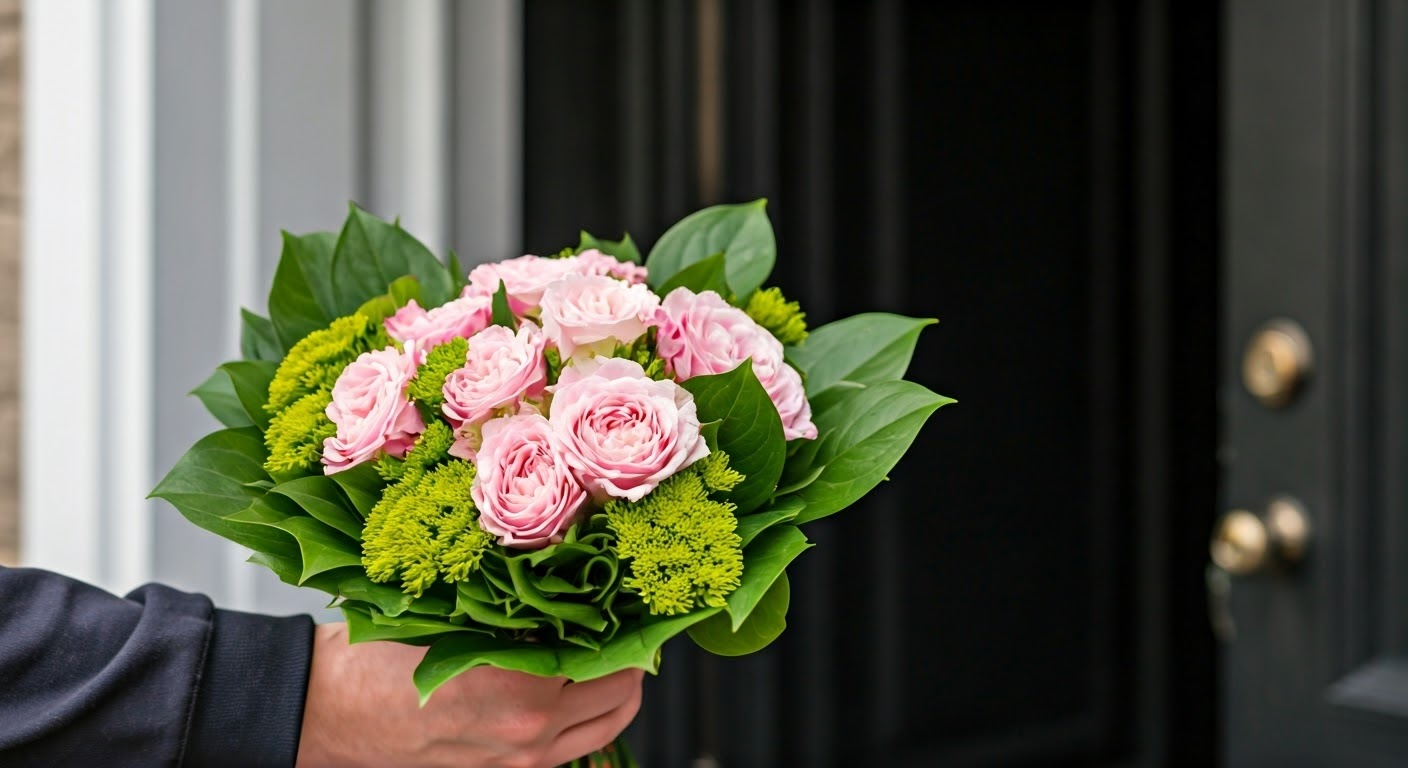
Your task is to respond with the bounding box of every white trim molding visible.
[23,0,155,593]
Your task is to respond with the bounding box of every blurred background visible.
[7,0,1408,766]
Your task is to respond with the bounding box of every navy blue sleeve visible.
[0,566,315,767]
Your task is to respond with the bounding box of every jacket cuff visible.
[183,608,316,768]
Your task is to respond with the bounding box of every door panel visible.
[1221,0,1408,763]
[523,1,1221,765]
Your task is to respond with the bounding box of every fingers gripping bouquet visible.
[153,201,951,765]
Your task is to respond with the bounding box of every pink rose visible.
[655,288,818,441]
[322,344,426,473]
[384,295,492,348]
[442,322,548,460]
[572,248,649,284]
[385,295,492,349]
[549,357,710,502]
[539,275,660,359]
[466,255,572,314]
[471,414,588,549]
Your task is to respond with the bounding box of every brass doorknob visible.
[1210,496,1310,576]
[1242,319,1313,408]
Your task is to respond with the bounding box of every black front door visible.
[520,1,1222,765]
[1216,1,1408,764]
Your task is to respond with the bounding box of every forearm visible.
[0,566,314,767]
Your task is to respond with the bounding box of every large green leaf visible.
[656,252,730,299]
[506,557,607,631]
[490,280,515,328]
[354,275,424,325]
[688,572,789,656]
[329,204,454,316]
[735,497,805,547]
[271,516,361,583]
[578,230,641,264]
[247,550,304,585]
[190,369,254,429]
[229,495,363,587]
[240,310,284,362]
[268,231,338,350]
[681,360,786,514]
[330,462,385,519]
[725,525,810,630]
[269,475,364,540]
[344,605,474,644]
[455,584,542,631]
[783,380,953,523]
[447,250,470,294]
[413,608,721,703]
[646,200,775,300]
[149,428,300,558]
[786,313,936,396]
[337,573,415,617]
[217,360,278,431]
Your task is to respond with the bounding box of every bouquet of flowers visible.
[153,200,950,766]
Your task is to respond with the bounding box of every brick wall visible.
[0,0,19,566]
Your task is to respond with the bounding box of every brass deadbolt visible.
[1211,496,1310,576]
[1242,319,1313,408]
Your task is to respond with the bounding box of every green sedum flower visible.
[264,390,336,475]
[745,286,809,346]
[406,337,469,411]
[605,451,744,616]
[265,313,388,415]
[361,422,492,596]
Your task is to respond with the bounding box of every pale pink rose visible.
[322,343,426,473]
[442,322,548,460]
[383,295,493,348]
[466,255,573,314]
[539,275,660,359]
[654,287,818,441]
[471,414,588,549]
[572,248,649,284]
[549,357,710,502]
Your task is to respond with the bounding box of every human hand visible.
[295,623,644,768]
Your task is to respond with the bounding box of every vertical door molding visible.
[22,0,155,595]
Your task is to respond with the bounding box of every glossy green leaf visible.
[656,251,730,300]
[681,360,786,514]
[491,280,515,328]
[268,230,338,349]
[190,369,254,429]
[726,525,810,630]
[646,200,776,300]
[247,550,304,585]
[786,313,936,396]
[447,250,470,293]
[784,380,953,523]
[150,428,301,557]
[217,360,278,431]
[735,497,804,547]
[455,583,541,630]
[413,608,722,703]
[344,605,474,644]
[328,204,454,316]
[274,516,361,583]
[578,230,641,263]
[689,572,789,656]
[329,462,385,519]
[506,557,608,631]
[269,475,364,540]
[240,310,284,361]
[355,274,424,324]
[337,573,415,617]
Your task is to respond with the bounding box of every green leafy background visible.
[153,201,951,703]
